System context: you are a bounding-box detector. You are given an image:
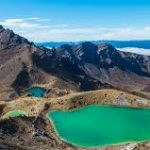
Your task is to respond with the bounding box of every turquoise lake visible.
[26,87,46,97]
[48,105,150,148]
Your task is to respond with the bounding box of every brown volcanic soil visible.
[0,89,150,150]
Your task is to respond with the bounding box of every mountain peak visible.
[97,43,117,55]
[79,42,96,47]
[98,43,115,50]
[0,25,3,29]
[0,25,31,50]
[0,25,4,32]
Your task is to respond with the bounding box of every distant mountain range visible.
[0,25,150,100]
[37,40,150,49]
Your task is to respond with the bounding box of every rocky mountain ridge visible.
[0,25,150,100]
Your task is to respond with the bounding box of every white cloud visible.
[1,18,150,43]
[20,27,150,42]
[117,47,150,56]
[26,17,41,21]
[0,18,50,29]
[25,17,51,22]
[0,18,69,31]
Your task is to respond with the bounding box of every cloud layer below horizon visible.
[117,47,150,56]
[1,18,150,42]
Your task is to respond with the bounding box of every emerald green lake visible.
[48,105,150,148]
[26,87,46,97]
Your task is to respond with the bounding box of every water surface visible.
[26,87,46,97]
[48,105,150,148]
[3,110,27,118]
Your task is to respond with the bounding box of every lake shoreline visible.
[47,105,150,148]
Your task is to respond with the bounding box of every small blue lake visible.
[26,87,46,97]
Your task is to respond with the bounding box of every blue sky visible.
[0,0,150,42]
